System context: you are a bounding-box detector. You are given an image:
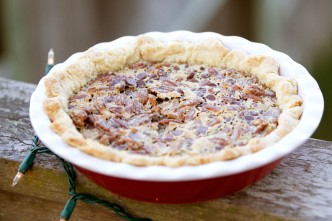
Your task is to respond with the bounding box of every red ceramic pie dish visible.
[29,31,323,204]
[76,158,282,203]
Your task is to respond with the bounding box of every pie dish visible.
[30,31,323,203]
[42,33,302,167]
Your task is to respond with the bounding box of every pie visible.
[43,34,303,167]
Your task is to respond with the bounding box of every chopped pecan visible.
[99,134,111,145]
[130,61,149,69]
[208,67,217,75]
[163,79,178,86]
[128,114,153,126]
[94,98,106,114]
[207,118,221,126]
[69,93,89,101]
[211,138,229,146]
[187,71,195,80]
[197,126,208,134]
[137,79,145,88]
[242,94,262,102]
[125,77,136,86]
[232,83,243,91]
[89,115,119,139]
[244,85,265,97]
[252,119,268,133]
[158,118,183,125]
[137,72,147,79]
[176,88,184,95]
[154,62,170,68]
[265,90,276,97]
[69,109,88,128]
[173,65,180,70]
[206,94,216,101]
[150,86,175,94]
[148,94,160,112]
[201,104,220,113]
[116,137,144,150]
[137,88,148,104]
[110,118,129,129]
[178,106,197,122]
[178,98,202,109]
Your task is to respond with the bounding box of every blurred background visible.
[0,0,331,141]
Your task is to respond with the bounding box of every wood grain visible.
[0,77,331,221]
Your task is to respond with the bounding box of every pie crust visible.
[43,34,303,167]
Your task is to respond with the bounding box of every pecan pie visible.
[43,34,303,167]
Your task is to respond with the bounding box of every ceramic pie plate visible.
[29,31,324,203]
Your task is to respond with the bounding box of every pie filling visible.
[68,61,281,157]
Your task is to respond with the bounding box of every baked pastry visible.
[43,34,303,167]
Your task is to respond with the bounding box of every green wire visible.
[18,136,151,221]
[16,58,152,221]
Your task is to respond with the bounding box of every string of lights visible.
[12,49,151,221]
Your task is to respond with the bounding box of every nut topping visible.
[68,61,281,157]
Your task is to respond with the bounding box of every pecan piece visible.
[111,118,129,129]
[211,138,229,146]
[252,119,268,133]
[70,109,88,128]
[137,72,147,79]
[148,94,160,113]
[232,83,243,91]
[128,114,153,126]
[137,88,148,104]
[178,98,202,109]
[178,106,197,122]
[158,118,183,125]
[163,79,178,86]
[130,61,148,69]
[206,94,216,101]
[244,85,265,97]
[207,118,221,126]
[201,104,220,113]
[116,137,144,150]
[125,77,136,86]
[150,86,175,94]
[208,67,217,75]
[89,115,119,139]
[187,71,196,80]
[94,98,106,114]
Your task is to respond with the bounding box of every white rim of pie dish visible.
[30,31,324,182]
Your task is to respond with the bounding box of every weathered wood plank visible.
[1,77,332,221]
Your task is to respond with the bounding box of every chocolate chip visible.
[173,65,180,70]
[206,94,216,101]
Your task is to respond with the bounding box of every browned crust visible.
[43,35,303,167]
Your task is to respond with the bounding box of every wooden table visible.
[0,77,331,221]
